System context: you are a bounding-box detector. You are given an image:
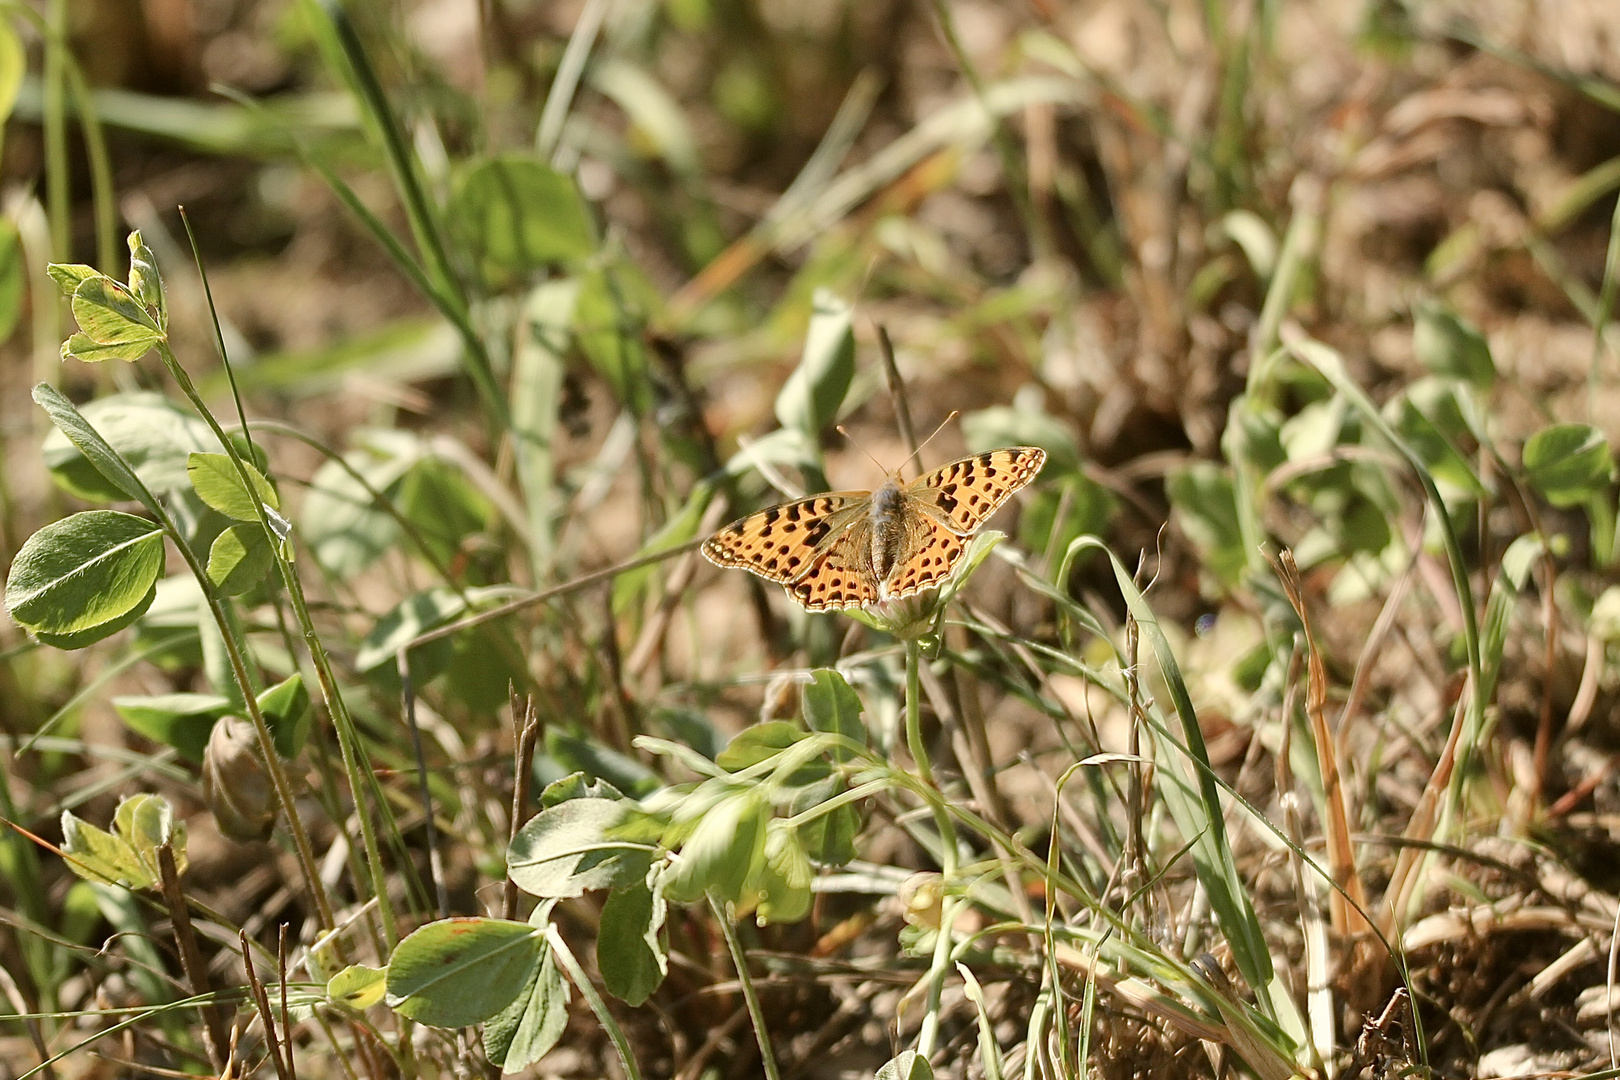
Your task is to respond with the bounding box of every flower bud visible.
[203,716,277,842]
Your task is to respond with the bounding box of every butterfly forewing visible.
[908,447,1047,535]
[701,492,863,584]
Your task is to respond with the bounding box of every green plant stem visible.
[1589,175,1620,417]
[154,341,398,945]
[176,214,423,935]
[73,350,335,937]
[904,637,964,1062]
[213,84,506,433]
[41,0,67,262]
[535,0,607,162]
[180,210,256,461]
[548,927,644,1080]
[166,509,336,934]
[1249,175,1324,389]
[904,639,932,787]
[926,0,1046,261]
[709,896,782,1080]
[62,62,116,273]
[270,518,401,948]
[316,0,506,429]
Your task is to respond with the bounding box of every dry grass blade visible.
[1268,549,1372,950]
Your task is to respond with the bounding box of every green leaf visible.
[1166,463,1245,590]
[651,706,727,761]
[597,877,667,1005]
[441,623,528,714]
[751,822,812,925]
[208,524,274,595]
[722,425,821,480]
[112,692,230,763]
[1481,533,1543,702]
[258,674,312,758]
[354,589,468,674]
[30,587,158,650]
[384,918,544,1028]
[327,964,387,1010]
[875,1050,935,1080]
[46,263,99,297]
[790,773,859,867]
[716,721,807,772]
[447,154,598,289]
[661,789,766,905]
[187,452,280,521]
[5,510,166,640]
[546,729,661,798]
[70,275,162,346]
[774,289,854,438]
[512,277,577,572]
[61,332,158,364]
[1405,375,1483,444]
[574,264,656,413]
[301,433,418,576]
[801,669,865,760]
[539,772,626,808]
[0,220,24,343]
[591,59,701,178]
[962,405,1081,474]
[1414,304,1494,389]
[38,388,212,507]
[1524,423,1613,508]
[1388,396,1483,497]
[957,962,1005,1080]
[59,793,186,890]
[126,231,167,331]
[484,938,569,1070]
[507,797,655,899]
[1221,209,1278,280]
[396,456,491,566]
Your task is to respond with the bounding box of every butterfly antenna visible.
[895,411,958,474]
[836,411,960,477]
[835,425,889,474]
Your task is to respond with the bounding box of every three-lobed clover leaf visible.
[49,230,169,365]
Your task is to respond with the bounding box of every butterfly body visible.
[702,447,1046,612]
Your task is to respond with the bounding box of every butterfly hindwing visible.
[790,529,880,610]
[910,447,1047,535]
[701,492,862,584]
[882,517,967,601]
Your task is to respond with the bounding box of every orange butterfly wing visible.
[701,492,862,584]
[910,447,1047,535]
[881,518,968,601]
[788,525,881,611]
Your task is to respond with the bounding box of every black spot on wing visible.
[789,545,876,611]
[885,528,966,599]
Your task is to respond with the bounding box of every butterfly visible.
[702,447,1047,611]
